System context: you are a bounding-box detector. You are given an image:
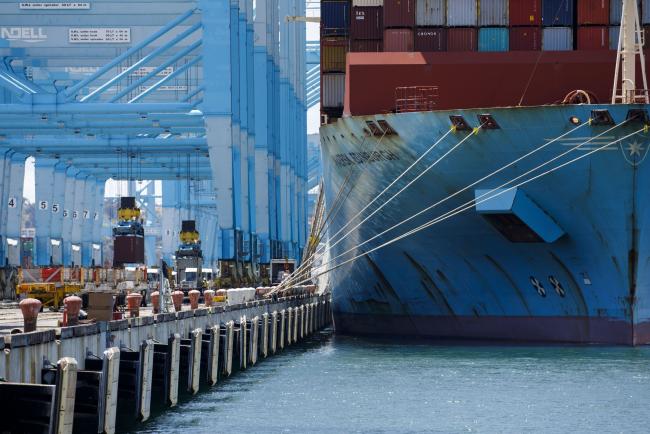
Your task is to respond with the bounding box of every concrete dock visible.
[0,294,331,433]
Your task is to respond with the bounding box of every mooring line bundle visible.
[270,118,639,294]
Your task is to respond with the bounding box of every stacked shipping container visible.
[321,0,351,118]
[321,0,646,121]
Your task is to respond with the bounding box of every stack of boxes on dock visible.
[320,0,650,121]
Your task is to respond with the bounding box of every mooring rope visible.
[281,125,643,289]
[277,118,592,291]
[276,118,634,292]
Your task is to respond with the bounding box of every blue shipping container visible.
[322,0,351,36]
[542,27,573,50]
[612,0,641,25]
[478,27,509,51]
[542,0,574,26]
[609,26,619,50]
[644,0,650,24]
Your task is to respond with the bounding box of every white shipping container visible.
[478,0,509,26]
[353,0,384,6]
[447,0,477,26]
[322,73,346,107]
[416,0,446,26]
[542,27,573,51]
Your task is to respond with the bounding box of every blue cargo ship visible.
[321,104,650,344]
[318,1,650,344]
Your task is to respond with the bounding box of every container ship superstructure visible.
[318,0,650,344]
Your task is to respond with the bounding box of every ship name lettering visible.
[333,150,399,167]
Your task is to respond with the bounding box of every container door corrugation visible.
[322,0,351,36]
[479,0,509,27]
[478,27,509,51]
[577,0,610,25]
[447,0,478,26]
[416,0,446,26]
[510,26,541,50]
[577,26,609,50]
[384,0,416,28]
[384,28,414,51]
[321,38,348,72]
[353,0,384,6]
[351,6,384,40]
[414,27,446,51]
[542,0,574,26]
[542,26,573,50]
[644,0,650,24]
[350,39,384,51]
[609,25,619,50]
[447,27,477,51]
[322,73,346,107]
[510,0,541,26]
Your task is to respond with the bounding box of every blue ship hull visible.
[319,104,650,344]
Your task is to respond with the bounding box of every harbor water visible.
[130,331,650,433]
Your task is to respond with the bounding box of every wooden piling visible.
[286,308,293,345]
[261,313,269,358]
[205,325,220,386]
[271,311,278,354]
[220,320,234,377]
[248,316,259,366]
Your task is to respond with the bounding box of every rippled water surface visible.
[129,331,650,433]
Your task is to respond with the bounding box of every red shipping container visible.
[113,236,145,266]
[509,0,541,26]
[351,39,383,52]
[577,0,609,25]
[344,51,647,116]
[414,27,447,51]
[577,26,609,50]
[447,28,477,51]
[384,28,414,51]
[384,0,415,28]
[351,6,383,40]
[509,27,541,51]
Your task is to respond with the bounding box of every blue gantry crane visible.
[0,0,309,295]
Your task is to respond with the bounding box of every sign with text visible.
[69,27,130,43]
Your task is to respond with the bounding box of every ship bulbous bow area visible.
[319,104,650,345]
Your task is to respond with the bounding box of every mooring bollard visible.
[151,291,160,314]
[171,291,184,312]
[126,292,142,318]
[188,289,200,310]
[203,289,215,307]
[64,295,82,326]
[19,297,42,332]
